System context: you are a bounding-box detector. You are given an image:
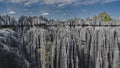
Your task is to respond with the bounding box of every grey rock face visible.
[0,15,17,26]
[0,15,120,68]
[0,29,29,68]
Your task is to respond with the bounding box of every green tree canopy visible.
[93,12,112,21]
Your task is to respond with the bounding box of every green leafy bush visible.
[93,12,112,21]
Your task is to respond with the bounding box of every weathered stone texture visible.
[0,15,120,68]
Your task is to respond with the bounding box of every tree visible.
[93,12,112,21]
[93,15,98,20]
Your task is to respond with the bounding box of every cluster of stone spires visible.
[0,15,120,68]
[0,15,120,27]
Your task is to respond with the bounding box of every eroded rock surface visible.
[0,29,29,68]
[0,15,120,68]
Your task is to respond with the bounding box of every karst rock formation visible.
[0,15,120,68]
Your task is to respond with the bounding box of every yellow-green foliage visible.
[93,12,112,21]
[93,15,98,20]
[37,41,55,68]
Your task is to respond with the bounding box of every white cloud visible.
[42,0,76,5]
[5,0,120,7]
[41,12,49,16]
[8,0,25,3]
[63,13,67,15]
[30,12,32,14]
[24,2,31,6]
[42,0,115,7]
[74,0,100,6]
[8,0,40,6]
[8,11,16,14]
[102,0,118,3]
[81,9,87,12]
[0,0,3,2]
[8,0,39,3]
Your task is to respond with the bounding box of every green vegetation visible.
[93,12,112,21]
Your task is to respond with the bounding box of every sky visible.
[0,0,120,20]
